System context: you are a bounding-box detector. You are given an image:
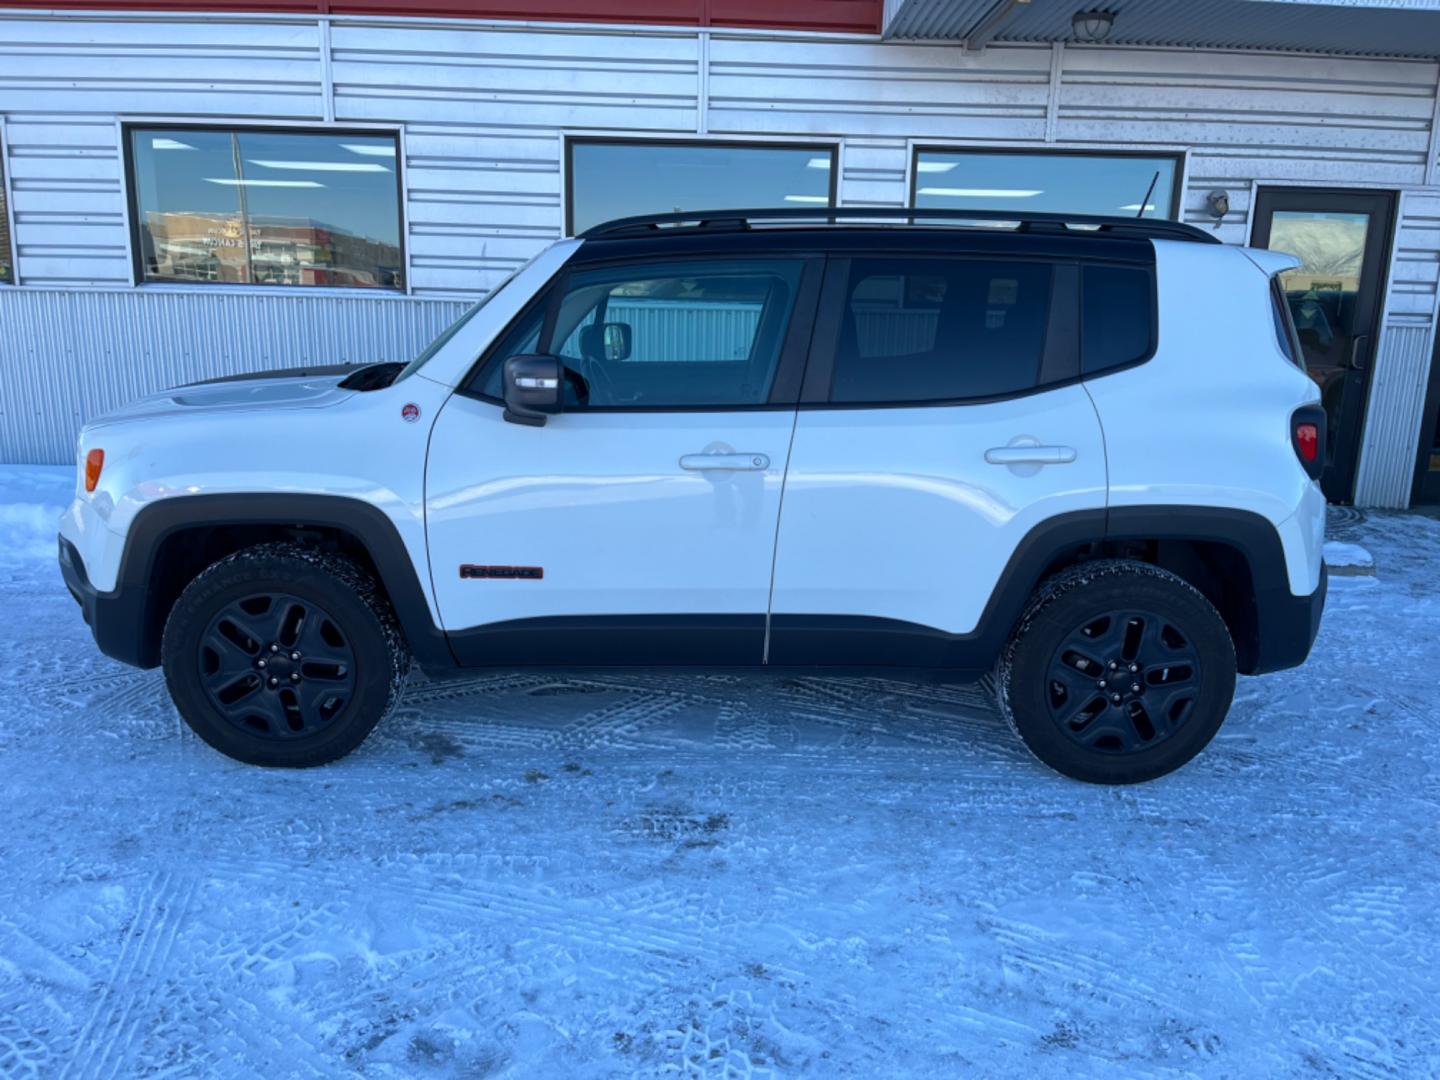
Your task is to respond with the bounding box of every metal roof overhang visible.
[884,0,1440,60]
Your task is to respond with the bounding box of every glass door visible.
[1252,189,1396,504]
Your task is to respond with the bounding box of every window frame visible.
[0,115,16,286]
[460,250,825,413]
[120,120,408,293]
[563,136,839,236]
[908,145,1186,222]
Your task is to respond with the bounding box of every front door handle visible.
[984,445,1077,466]
[680,452,770,471]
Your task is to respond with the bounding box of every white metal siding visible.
[0,13,1437,504]
[1358,191,1440,505]
[0,287,467,464]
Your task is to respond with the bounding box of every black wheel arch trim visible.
[1105,504,1324,676]
[68,494,453,672]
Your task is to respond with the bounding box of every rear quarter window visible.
[1081,264,1155,376]
[1270,276,1305,370]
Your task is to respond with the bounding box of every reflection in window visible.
[128,128,403,290]
[567,140,834,234]
[480,259,806,408]
[913,150,1180,221]
[0,142,11,283]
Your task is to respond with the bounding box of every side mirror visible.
[502,354,562,427]
[602,322,633,361]
[579,322,633,362]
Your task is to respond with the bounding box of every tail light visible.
[1291,406,1325,481]
[84,448,105,493]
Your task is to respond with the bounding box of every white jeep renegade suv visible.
[58,208,1327,783]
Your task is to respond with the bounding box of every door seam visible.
[763,406,802,665]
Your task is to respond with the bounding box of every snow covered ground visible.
[2,465,1438,1078]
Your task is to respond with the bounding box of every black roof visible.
[579,206,1221,246]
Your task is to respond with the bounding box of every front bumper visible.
[59,536,156,669]
[1249,563,1327,675]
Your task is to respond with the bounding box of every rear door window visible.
[828,257,1053,403]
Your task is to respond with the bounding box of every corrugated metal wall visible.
[0,288,466,462]
[0,12,1437,504]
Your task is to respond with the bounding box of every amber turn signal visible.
[84,448,105,493]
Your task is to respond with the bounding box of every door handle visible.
[984,445,1077,466]
[1348,334,1370,372]
[679,452,770,471]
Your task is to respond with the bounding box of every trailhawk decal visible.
[460,564,544,580]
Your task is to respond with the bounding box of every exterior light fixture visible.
[1207,190,1231,219]
[1071,9,1115,42]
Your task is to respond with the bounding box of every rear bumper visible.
[59,536,156,669]
[1249,563,1327,675]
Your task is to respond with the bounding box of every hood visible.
[85,369,356,431]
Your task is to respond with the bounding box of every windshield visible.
[393,258,534,382]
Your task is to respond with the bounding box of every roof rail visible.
[580,206,1221,245]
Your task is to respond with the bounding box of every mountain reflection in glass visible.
[129,129,403,290]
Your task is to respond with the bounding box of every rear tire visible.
[161,543,410,767]
[995,560,1236,784]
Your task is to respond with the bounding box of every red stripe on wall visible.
[0,0,881,32]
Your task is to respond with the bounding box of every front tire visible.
[161,543,410,767]
[996,560,1236,784]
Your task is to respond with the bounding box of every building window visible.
[567,139,836,235]
[912,149,1182,221]
[126,127,404,290]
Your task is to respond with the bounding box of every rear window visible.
[1081,265,1154,375]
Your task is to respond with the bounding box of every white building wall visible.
[0,11,1437,505]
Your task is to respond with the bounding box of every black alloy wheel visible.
[1045,608,1202,754]
[996,560,1236,784]
[198,591,357,740]
[162,543,409,767]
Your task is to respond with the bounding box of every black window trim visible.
[120,121,407,293]
[564,136,840,237]
[909,145,1186,223]
[800,250,1083,410]
[457,250,827,413]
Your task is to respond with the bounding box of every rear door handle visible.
[680,452,770,471]
[984,445,1077,466]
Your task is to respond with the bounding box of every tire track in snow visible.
[204,854,726,970]
[61,872,195,1080]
